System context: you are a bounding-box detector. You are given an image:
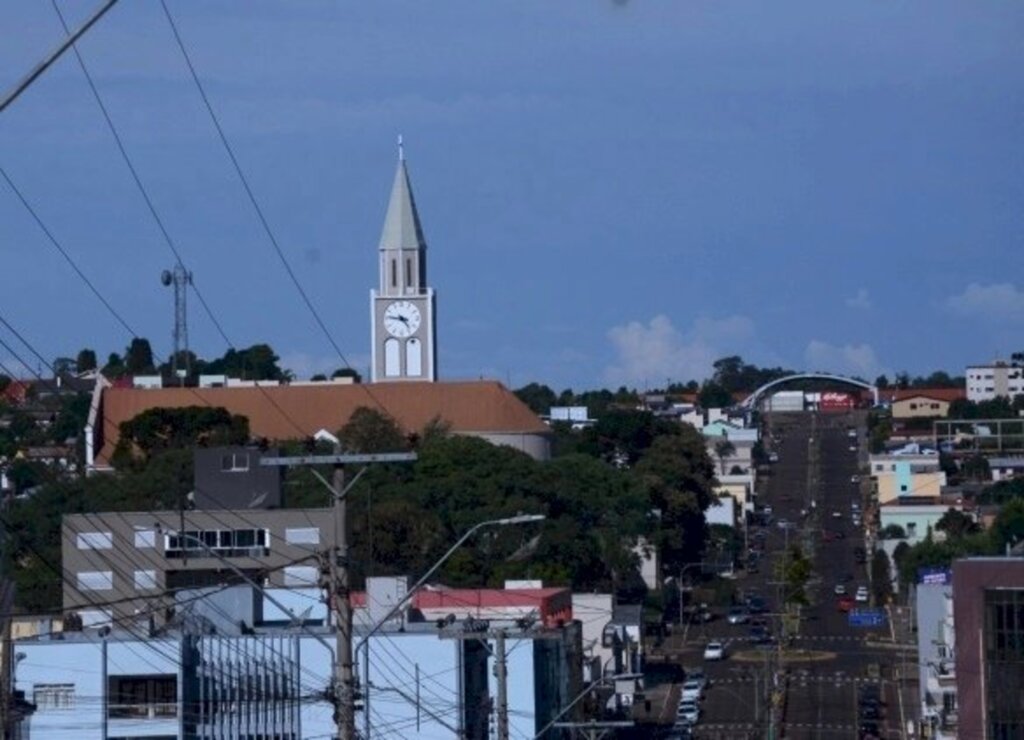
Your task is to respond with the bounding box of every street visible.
[653,411,912,740]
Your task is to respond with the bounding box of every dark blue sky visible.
[2,1,1021,390]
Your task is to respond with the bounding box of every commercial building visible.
[952,557,1024,740]
[989,457,1024,482]
[966,362,1024,402]
[916,568,957,740]
[14,583,584,740]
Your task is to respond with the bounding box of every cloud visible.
[804,340,888,380]
[946,283,1024,321]
[845,288,872,310]
[604,314,755,386]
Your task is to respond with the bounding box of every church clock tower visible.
[371,143,437,382]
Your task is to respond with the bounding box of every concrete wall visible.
[472,431,551,461]
[876,467,946,504]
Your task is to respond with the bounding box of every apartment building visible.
[966,362,1024,402]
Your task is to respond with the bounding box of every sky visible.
[1,1,1022,391]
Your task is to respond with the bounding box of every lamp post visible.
[356,513,546,739]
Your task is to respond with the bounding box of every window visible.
[134,570,157,591]
[108,675,177,720]
[283,565,318,587]
[900,484,908,493]
[134,529,156,548]
[405,258,412,287]
[384,338,400,377]
[909,403,918,410]
[164,528,269,558]
[76,532,113,550]
[220,452,249,472]
[285,527,320,545]
[391,259,397,288]
[907,523,917,537]
[33,683,74,711]
[406,337,422,376]
[77,570,113,591]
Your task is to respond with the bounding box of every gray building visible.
[915,569,957,739]
[62,508,332,626]
[193,445,283,509]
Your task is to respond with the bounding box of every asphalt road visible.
[662,411,906,740]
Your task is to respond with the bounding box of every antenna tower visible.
[160,265,193,380]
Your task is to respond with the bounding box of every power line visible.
[49,0,233,351]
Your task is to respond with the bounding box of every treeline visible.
[2,405,720,613]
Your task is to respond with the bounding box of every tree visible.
[875,375,890,390]
[936,508,979,540]
[880,524,906,540]
[75,348,97,373]
[514,383,558,415]
[992,499,1024,552]
[338,407,410,454]
[124,338,156,374]
[782,545,811,606]
[579,409,678,466]
[871,550,893,604]
[112,406,249,468]
[698,381,732,409]
[713,438,736,476]
[204,344,286,381]
[101,352,125,378]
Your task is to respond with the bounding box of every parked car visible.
[834,584,847,596]
[727,607,750,625]
[849,445,858,452]
[850,474,860,484]
[676,700,700,724]
[832,510,842,519]
[703,641,725,661]
[768,452,779,463]
[687,668,708,690]
[848,429,858,438]
[680,678,704,702]
[856,586,869,603]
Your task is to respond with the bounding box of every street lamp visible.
[356,513,546,739]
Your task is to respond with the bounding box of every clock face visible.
[383,301,422,338]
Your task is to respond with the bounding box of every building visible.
[878,504,954,544]
[766,390,804,412]
[371,147,438,382]
[952,557,1024,740]
[890,388,965,420]
[869,454,946,505]
[706,495,737,528]
[989,457,1024,482]
[915,568,957,740]
[966,362,1024,402]
[61,508,332,627]
[84,378,552,471]
[14,583,583,740]
[716,473,755,510]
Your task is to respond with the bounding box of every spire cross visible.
[398,134,405,162]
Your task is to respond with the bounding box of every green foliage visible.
[871,549,893,604]
[948,397,1019,420]
[978,478,1024,505]
[331,367,362,382]
[713,438,736,475]
[202,344,286,381]
[102,352,125,378]
[514,382,558,415]
[337,407,411,453]
[710,356,792,395]
[867,411,891,454]
[896,531,997,588]
[879,524,906,540]
[578,409,679,466]
[875,375,889,390]
[112,406,249,468]
[935,508,979,539]
[781,545,811,606]
[697,381,732,409]
[992,499,1024,551]
[76,348,97,373]
[125,338,156,374]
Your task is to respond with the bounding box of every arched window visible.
[405,258,412,290]
[384,338,400,377]
[406,338,422,376]
[390,260,397,288]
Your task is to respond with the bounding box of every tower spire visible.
[398,133,404,162]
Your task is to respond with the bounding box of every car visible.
[680,678,704,702]
[852,516,862,527]
[768,451,779,463]
[856,586,869,602]
[727,607,750,625]
[859,704,881,721]
[849,445,858,452]
[676,700,700,724]
[703,641,725,661]
[832,510,842,519]
[776,518,791,530]
[851,502,860,511]
[746,596,769,614]
[848,429,858,438]
[851,474,861,484]
[859,720,880,737]
[834,584,847,596]
[837,595,855,612]
[687,668,708,690]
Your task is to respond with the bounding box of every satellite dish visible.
[160,270,173,286]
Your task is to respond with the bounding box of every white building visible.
[916,569,957,740]
[966,362,1024,402]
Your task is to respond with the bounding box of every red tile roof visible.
[95,380,548,466]
[889,388,966,403]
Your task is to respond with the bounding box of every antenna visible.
[161,265,192,383]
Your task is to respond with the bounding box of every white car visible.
[850,475,860,484]
[847,429,857,438]
[834,584,847,596]
[680,678,704,702]
[849,445,858,452]
[703,641,725,661]
[832,510,842,519]
[687,669,708,690]
[856,586,869,603]
[676,700,700,724]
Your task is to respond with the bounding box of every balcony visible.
[931,659,956,686]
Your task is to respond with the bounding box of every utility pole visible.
[495,629,509,740]
[259,451,417,740]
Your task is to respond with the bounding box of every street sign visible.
[848,609,886,628]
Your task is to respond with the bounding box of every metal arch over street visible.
[741,373,878,409]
